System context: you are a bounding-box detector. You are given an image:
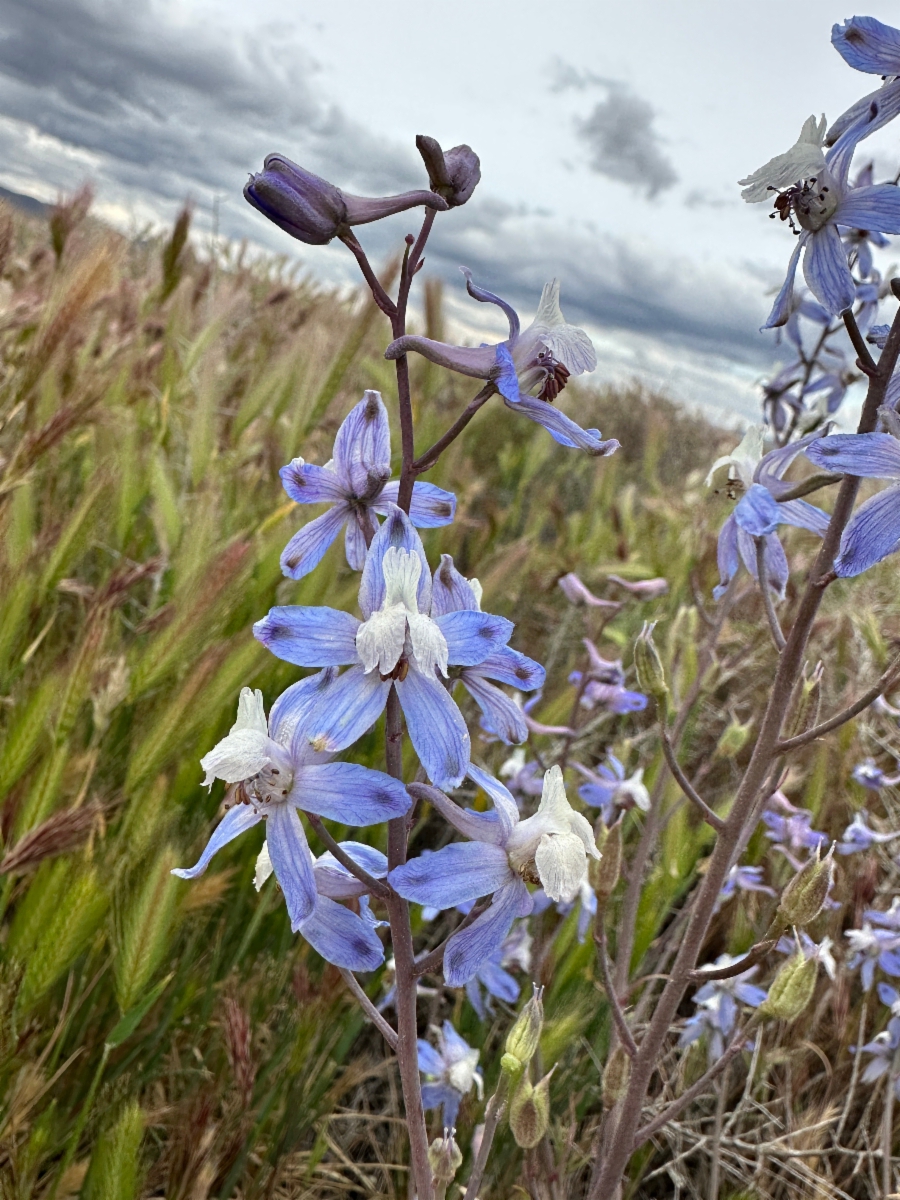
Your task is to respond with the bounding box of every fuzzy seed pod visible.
[762,953,817,1021]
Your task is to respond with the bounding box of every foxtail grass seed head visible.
[505,983,544,1068]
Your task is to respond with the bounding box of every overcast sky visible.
[2,0,900,423]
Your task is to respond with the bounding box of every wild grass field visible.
[2,192,900,1199]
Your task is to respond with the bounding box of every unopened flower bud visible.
[761,951,818,1021]
[428,1128,463,1184]
[505,984,544,1068]
[787,662,824,740]
[592,818,621,900]
[244,154,448,246]
[602,1045,631,1109]
[416,135,481,207]
[634,622,668,707]
[714,718,753,759]
[509,1069,553,1149]
[778,844,834,927]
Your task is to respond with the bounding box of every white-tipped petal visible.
[738,115,828,203]
[535,831,588,902]
[254,841,274,890]
[232,687,267,735]
[356,607,407,675]
[406,613,449,677]
[199,728,272,787]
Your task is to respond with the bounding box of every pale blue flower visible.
[418,1021,483,1128]
[679,955,767,1065]
[279,390,455,579]
[385,270,620,456]
[171,677,408,938]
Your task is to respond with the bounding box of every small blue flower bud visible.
[244,155,348,245]
[416,135,481,207]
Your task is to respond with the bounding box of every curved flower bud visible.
[244,153,448,246]
[416,135,481,207]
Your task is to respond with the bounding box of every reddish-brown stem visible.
[412,383,496,473]
[304,813,389,898]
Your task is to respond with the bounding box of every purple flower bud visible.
[244,153,449,246]
[416,135,481,207]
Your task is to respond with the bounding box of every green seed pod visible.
[593,818,622,900]
[633,622,668,706]
[602,1045,631,1109]
[505,984,544,1068]
[509,1069,552,1149]
[428,1130,463,1184]
[761,952,817,1021]
[714,718,753,759]
[778,845,834,927]
[787,661,824,740]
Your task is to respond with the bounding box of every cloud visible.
[0,0,775,419]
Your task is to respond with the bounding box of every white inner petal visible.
[356,546,448,676]
[535,830,588,903]
[356,606,408,674]
[254,842,274,890]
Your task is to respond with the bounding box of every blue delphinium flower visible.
[576,755,650,826]
[846,922,900,990]
[775,931,837,980]
[858,1009,900,1099]
[254,506,515,788]
[853,759,890,791]
[279,390,456,579]
[430,555,545,745]
[707,428,830,599]
[739,112,900,324]
[838,809,900,854]
[390,765,598,985]
[171,677,409,933]
[499,748,544,803]
[418,1021,483,1127]
[716,865,776,912]
[805,432,900,576]
[760,792,828,871]
[679,955,768,1065]
[569,640,647,715]
[829,18,900,149]
[465,922,532,1020]
[253,838,388,970]
[384,270,620,456]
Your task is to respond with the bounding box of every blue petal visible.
[737,528,789,599]
[477,959,520,1004]
[838,185,900,234]
[713,514,739,600]
[377,480,457,528]
[417,1040,446,1076]
[835,485,900,576]
[466,764,521,842]
[344,515,368,571]
[291,762,410,824]
[443,877,534,987]
[466,978,488,1019]
[269,668,339,750]
[280,460,348,506]
[299,894,384,971]
[827,81,900,149]
[313,841,389,899]
[734,484,781,536]
[578,781,617,809]
[437,610,513,666]
[431,554,480,616]
[763,236,805,330]
[358,505,430,620]
[388,841,512,909]
[396,669,470,788]
[495,345,619,456]
[806,432,900,479]
[254,606,361,666]
[470,646,545,691]
[421,1083,460,1126]
[461,673,528,744]
[296,665,390,754]
[280,505,349,580]
[267,803,317,928]
[172,804,261,879]
[414,780,511,845]
[758,431,831,496]
[332,391,391,495]
[776,498,831,537]
[803,225,855,316]
[831,16,900,75]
